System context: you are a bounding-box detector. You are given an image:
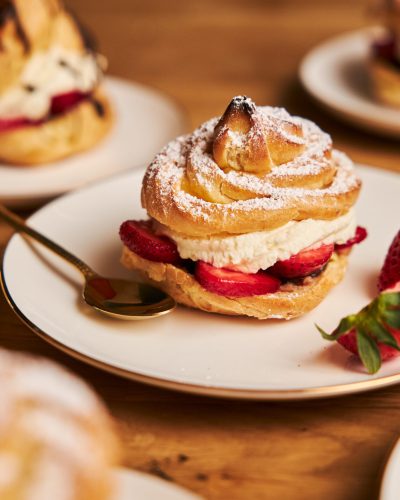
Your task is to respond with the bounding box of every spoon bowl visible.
[84,276,176,319]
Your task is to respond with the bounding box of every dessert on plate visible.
[0,0,112,165]
[0,348,119,500]
[119,96,366,320]
[370,0,400,106]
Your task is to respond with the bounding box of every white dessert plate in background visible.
[0,76,187,207]
[379,438,400,500]
[300,27,400,137]
[1,165,400,400]
[114,468,201,500]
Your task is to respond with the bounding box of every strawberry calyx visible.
[316,291,400,374]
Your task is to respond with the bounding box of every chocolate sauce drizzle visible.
[0,0,30,52]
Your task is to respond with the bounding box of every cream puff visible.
[0,0,112,165]
[119,96,366,320]
[0,348,119,499]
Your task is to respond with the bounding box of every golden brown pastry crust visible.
[0,89,113,165]
[369,57,400,107]
[142,101,361,238]
[121,246,349,320]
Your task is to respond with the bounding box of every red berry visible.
[119,220,181,264]
[338,327,400,362]
[335,226,367,251]
[50,91,88,115]
[378,230,400,292]
[195,261,281,297]
[270,243,334,279]
[373,35,397,62]
[0,117,31,133]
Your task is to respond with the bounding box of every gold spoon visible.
[0,204,176,320]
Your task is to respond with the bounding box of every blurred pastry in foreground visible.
[0,0,112,165]
[370,0,400,106]
[0,348,119,499]
[119,96,367,320]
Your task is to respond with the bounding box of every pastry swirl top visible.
[142,96,361,237]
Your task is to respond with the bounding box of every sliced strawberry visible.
[271,243,334,279]
[119,220,180,264]
[195,261,281,297]
[317,291,400,374]
[335,226,367,251]
[50,91,88,115]
[373,36,397,62]
[0,117,33,133]
[378,230,400,292]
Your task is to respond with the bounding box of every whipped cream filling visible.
[0,46,101,120]
[158,210,356,273]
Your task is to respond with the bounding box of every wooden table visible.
[1,1,400,498]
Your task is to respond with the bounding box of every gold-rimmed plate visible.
[1,165,400,400]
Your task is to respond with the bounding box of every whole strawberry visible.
[317,229,400,374]
[378,230,400,292]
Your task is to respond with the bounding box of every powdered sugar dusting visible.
[142,102,361,236]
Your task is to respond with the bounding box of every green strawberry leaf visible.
[356,329,381,374]
[316,315,357,341]
[380,292,400,308]
[366,317,400,350]
[382,311,400,329]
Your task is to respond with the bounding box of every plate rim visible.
[0,75,188,205]
[299,26,400,137]
[379,437,400,500]
[114,466,201,499]
[2,165,400,401]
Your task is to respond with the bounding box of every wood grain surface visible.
[1,1,400,499]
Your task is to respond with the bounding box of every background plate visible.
[0,76,187,207]
[379,438,400,500]
[1,165,400,400]
[115,467,201,500]
[300,27,400,137]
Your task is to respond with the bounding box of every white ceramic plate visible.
[1,165,400,400]
[0,76,186,207]
[114,468,201,500]
[300,27,400,137]
[380,438,400,500]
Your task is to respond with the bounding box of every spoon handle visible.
[0,204,96,278]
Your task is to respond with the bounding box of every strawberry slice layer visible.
[50,91,88,115]
[119,220,181,264]
[378,230,400,292]
[335,226,368,251]
[0,117,33,133]
[0,91,89,134]
[270,243,334,279]
[195,261,281,297]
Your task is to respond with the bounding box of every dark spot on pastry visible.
[59,59,68,67]
[196,473,208,481]
[90,98,105,118]
[24,84,36,93]
[178,453,189,463]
